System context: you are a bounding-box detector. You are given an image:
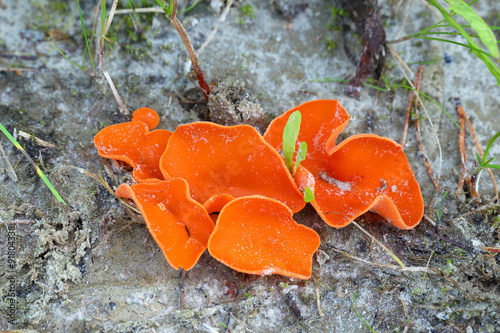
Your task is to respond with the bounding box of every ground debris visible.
[207,77,268,133]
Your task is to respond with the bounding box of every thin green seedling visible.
[283,111,301,172]
[310,78,387,92]
[475,130,500,171]
[76,0,95,70]
[0,123,66,205]
[352,291,377,333]
[390,84,460,129]
[48,0,96,71]
[47,39,86,71]
[282,110,314,202]
[294,141,307,176]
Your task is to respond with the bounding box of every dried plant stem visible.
[102,70,129,115]
[411,66,441,190]
[389,45,443,180]
[0,67,37,72]
[197,0,234,55]
[415,103,442,191]
[461,104,499,199]
[455,99,470,196]
[170,13,210,100]
[400,65,423,147]
[114,8,164,14]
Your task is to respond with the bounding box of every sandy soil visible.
[1,0,499,332]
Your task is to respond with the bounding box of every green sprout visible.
[471,130,500,193]
[283,111,301,172]
[396,0,500,84]
[352,291,377,333]
[0,123,66,205]
[282,111,314,203]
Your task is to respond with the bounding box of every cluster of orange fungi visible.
[94,100,424,280]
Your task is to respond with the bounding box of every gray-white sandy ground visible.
[1,0,500,331]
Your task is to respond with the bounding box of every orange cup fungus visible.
[264,99,424,230]
[159,122,306,213]
[94,101,424,279]
[94,107,172,183]
[116,178,214,270]
[208,196,320,280]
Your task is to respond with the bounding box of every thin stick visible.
[17,130,55,148]
[0,143,18,182]
[102,70,130,115]
[462,106,499,199]
[114,7,164,14]
[400,65,423,147]
[0,67,38,72]
[169,3,210,100]
[455,98,469,196]
[389,45,443,180]
[394,0,413,40]
[197,0,234,55]
[103,0,118,37]
[415,99,442,191]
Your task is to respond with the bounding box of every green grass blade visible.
[444,0,499,58]
[0,123,66,205]
[483,130,500,163]
[47,39,86,71]
[283,111,301,172]
[352,291,377,333]
[392,84,460,129]
[180,0,201,13]
[416,36,494,58]
[426,0,500,85]
[484,164,500,170]
[76,0,95,70]
[294,141,307,176]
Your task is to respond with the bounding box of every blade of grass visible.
[0,123,66,205]
[46,39,86,71]
[76,0,95,70]
[180,0,201,13]
[352,291,377,333]
[391,84,460,129]
[426,0,500,85]
[444,0,499,58]
[415,36,495,58]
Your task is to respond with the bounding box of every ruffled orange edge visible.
[116,178,214,270]
[208,196,320,280]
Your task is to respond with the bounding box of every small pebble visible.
[444,53,453,64]
[109,302,116,310]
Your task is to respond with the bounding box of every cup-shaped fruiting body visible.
[160,122,305,213]
[116,179,214,270]
[94,108,172,183]
[264,100,423,229]
[208,196,320,280]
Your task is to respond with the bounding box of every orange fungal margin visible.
[94,108,172,183]
[160,122,305,213]
[208,196,320,280]
[264,100,423,229]
[116,178,214,271]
